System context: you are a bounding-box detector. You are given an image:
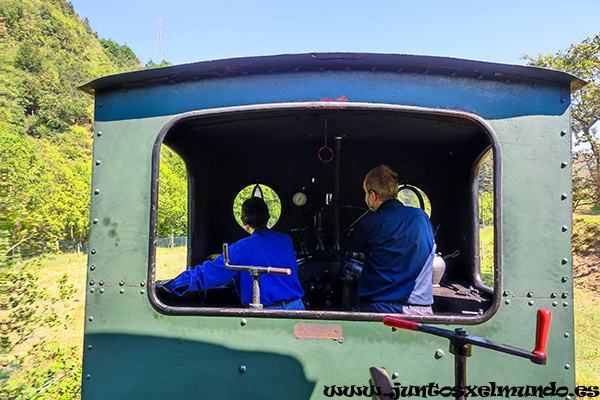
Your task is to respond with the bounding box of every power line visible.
[154,18,165,63]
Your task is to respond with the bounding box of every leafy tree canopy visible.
[524,34,600,208]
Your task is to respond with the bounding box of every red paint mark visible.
[319,95,349,102]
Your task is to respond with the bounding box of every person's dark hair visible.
[241,197,270,230]
[364,164,399,201]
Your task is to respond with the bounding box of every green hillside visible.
[0,1,182,397]
[1,0,182,258]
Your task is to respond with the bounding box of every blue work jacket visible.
[165,228,304,307]
[350,199,435,306]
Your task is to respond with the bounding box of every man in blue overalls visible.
[350,165,435,315]
[160,197,304,310]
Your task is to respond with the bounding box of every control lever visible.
[223,243,291,309]
[382,309,551,400]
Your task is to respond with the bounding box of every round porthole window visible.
[398,184,432,217]
[233,184,282,229]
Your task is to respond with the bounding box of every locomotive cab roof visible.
[80,52,585,96]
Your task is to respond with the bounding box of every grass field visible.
[479,226,494,287]
[6,241,599,395]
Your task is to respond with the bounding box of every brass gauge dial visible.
[292,192,308,207]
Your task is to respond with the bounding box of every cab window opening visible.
[150,105,500,322]
[477,152,494,289]
[233,184,282,229]
[155,146,189,282]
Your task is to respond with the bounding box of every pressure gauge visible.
[292,192,308,207]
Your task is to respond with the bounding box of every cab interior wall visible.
[162,108,492,284]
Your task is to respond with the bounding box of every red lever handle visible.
[532,309,552,358]
[383,316,421,331]
[266,267,292,275]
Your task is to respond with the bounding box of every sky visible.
[69,0,600,67]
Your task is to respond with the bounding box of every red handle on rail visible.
[532,309,552,358]
[383,316,421,331]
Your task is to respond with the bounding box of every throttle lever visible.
[532,308,552,358]
[383,309,552,365]
[223,243,292,309]
[382,310,551,400]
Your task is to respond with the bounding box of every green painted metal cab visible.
[80,53,584,398]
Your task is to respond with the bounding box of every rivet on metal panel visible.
[561,292,569,299]
[552,301,558,307]
[505,299,510,305]
[528,300,534,306]
[561,275,569,282]
[338,337,345,344]
[392,372,400,379]
[88,316,93,321]
[561,162,568,168]
[527,291,534,297]
[551,292,557,298]
[502,290,509,296]
[560,130,567,137]
[90,248,96,254]
[240,319,247,326]
[140,290,145,294]
[92,218,98,224]
[90,264,96,270]
[561,193,567,200]
[120,289,125,294]
[561,258,568,264]
[239,365,247,373]
[140,281,146,287]
[89,280,95,286]
[94,189,100,195]
[97,131,102,137]
[564,332,570,338]
[89,288,95,293]
[391,327,397,332]
[98,103,103,108]
[86,374,91,379]
[561,226,568,232]
[560,98,566,103]
[87,345,92,350]
[435,349,445,359]
[95,160,101,166]
[99,280,104,286]
[564,364,570,370]
[119,280,125,286]
[99,288,104,293]
[563,301,569,307]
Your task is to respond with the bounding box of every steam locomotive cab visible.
[155,104,496,315]
[80,54,581,399]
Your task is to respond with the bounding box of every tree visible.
[479,191,494,228]
[157,147,188,243]
[144,59,173,69]
[525,35,600,208]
